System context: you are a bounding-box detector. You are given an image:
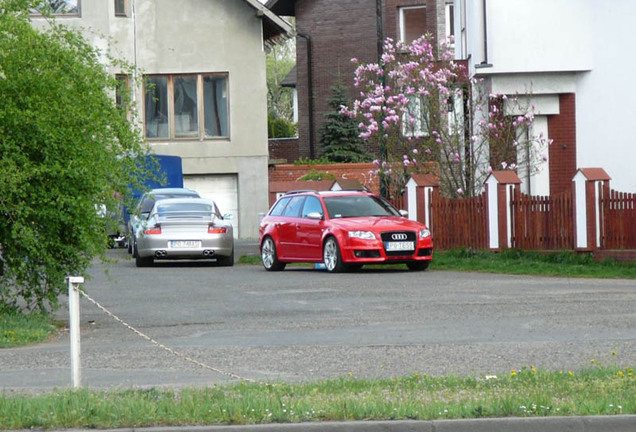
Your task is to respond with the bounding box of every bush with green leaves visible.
[298,170,336,181]
[268,116,297,138]
[0,0,151,312]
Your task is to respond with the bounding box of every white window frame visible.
[445,1,455,42]
[402,95,429,138]
[399,5,427,44]
[30,0,80,16]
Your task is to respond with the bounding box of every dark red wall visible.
[548,93,577,196]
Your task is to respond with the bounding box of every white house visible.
[30,0,291,238]
[454,0,636,195]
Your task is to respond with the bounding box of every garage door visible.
[183,174,239,238]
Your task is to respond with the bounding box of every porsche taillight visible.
[144,225,162,235]
[208,225,227,234]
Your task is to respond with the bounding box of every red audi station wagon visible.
[259,190,433,272]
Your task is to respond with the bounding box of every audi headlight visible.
[419,229,431,239]
[348,231,376,240]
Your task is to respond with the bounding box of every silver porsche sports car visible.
[134,198,234,267]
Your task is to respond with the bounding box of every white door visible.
[183,174,239,238]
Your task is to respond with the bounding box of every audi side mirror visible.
[399,210,408,217]
[306,212,324,220]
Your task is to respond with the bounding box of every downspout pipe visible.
[376,0,390,198]
[297,33,315,159]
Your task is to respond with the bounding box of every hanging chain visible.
[77,288,270,386]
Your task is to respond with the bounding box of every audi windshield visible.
[323,195,401,219]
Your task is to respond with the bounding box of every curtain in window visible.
[204,76,228,137]
[144,77,169,138]
[173,77,198,138]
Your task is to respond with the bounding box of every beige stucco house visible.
[31,0,291,239]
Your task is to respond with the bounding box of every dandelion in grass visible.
[510,370,517,377]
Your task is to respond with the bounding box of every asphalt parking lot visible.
[2,242,635,431]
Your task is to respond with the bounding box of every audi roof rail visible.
[283,189,319,195]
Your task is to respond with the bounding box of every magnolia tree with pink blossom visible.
[341,35,550,199]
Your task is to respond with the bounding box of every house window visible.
[399,6,426,44]
[30,0,80,15]
[402,95,429,138]
[445,1,455,41]
[143,74,229,140]
[114,0,129,17]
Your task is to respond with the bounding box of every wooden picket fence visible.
[510,190,574,250]
[413,187,634,251]
[601,189,636,249]
[429,190,488,250]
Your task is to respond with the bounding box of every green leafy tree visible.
[0,0,150,312]
[266,27,295,122]
[319,82,372,163]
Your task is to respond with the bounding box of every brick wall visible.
[293,1,442,160]
[548,93,577,196]
[269,162,381,193]
[295,0,379,159]
[268,137,300,162]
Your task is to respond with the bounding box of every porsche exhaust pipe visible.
[155,250,167,258]
[203,249,215,256]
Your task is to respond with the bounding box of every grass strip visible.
[431,249,636,278]
[240,249,636,278]
[0,367,633,429]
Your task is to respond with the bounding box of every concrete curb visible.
[47,415,636,432]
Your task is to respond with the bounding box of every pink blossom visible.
[457,188,464,195]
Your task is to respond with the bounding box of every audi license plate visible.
[169,240,201,248]
[385,241,414,251]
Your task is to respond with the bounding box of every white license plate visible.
[385,241,414,251]
[169,240,201,248]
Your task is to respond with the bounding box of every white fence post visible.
[66,276,84,389]
[572,168,611,250]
